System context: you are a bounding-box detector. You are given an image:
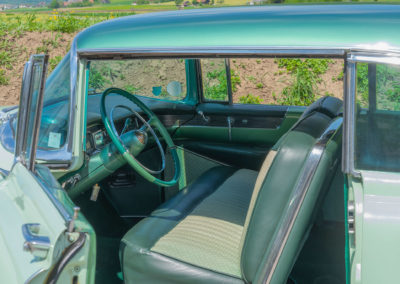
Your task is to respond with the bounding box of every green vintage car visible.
[1,4,399,284]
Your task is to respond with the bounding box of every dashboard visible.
[85,118,139,155]
[86,124,111,155]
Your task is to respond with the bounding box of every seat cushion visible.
[120,166,258,284]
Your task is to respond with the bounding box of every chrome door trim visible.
[342,59,361,178]
[261,117,342,284]
[22,223,51,259]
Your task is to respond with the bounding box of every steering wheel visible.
[100,87,181,187]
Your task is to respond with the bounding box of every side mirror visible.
[166,81,182,97]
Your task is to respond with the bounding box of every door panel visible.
[0,163,95,284]
[170,104,304,168]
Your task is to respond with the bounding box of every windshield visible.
[12,52,70,150]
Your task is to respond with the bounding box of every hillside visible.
[0,0,50,4]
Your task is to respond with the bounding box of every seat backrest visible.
[239,96,343,284]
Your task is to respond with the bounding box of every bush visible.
[239,94,262,104]
[48,0,61,9]
[279,62,317,106]
[47,13,91,33]
[277,58,333,106]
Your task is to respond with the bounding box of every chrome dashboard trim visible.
[261,117,342,284]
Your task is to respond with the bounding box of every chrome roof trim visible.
[261,117,343,284]
[77,46,400,59]
[77,47,347,59]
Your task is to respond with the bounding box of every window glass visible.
[39,53,70,149]
[12,53,71,150]
[201,58,344,106]
[354,62,400,172]
[88,59,187,101]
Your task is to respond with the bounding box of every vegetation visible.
[0,69,9,86]
[239,94,263,104]
[356,63,400,111]
[203,68,241,101]
[277,58,333,106]
[48,0,61,9]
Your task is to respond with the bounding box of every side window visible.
[201,58,229,102]
[88,59,187,101]
[200,58,344,106]
[354,62,400,172]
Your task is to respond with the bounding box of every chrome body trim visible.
[261,117,343,284]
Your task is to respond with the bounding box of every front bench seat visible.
[120,96,343,284]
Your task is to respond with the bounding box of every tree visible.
[48,0,61,9]
[175,0,183,5]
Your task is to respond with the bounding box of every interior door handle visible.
[227,116,234,141]
[22,223,51,259]
[197,110,210,123]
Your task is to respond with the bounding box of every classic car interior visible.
[56,57,346,284]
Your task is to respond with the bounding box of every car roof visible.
[76,4,400,53]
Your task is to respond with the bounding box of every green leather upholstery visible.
[120,96,343,284]
[120,166,251,284]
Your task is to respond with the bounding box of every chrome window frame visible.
[32,39,78,170]
[342,51,400,178]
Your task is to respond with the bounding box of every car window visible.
[200,58,344,106]
[88,59,187,101]
[354,62,400,172]
[201,58,229,102]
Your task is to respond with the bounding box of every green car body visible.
[0,4,399,283]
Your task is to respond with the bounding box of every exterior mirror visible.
[15,54,49,172]
[166,81,182,97]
